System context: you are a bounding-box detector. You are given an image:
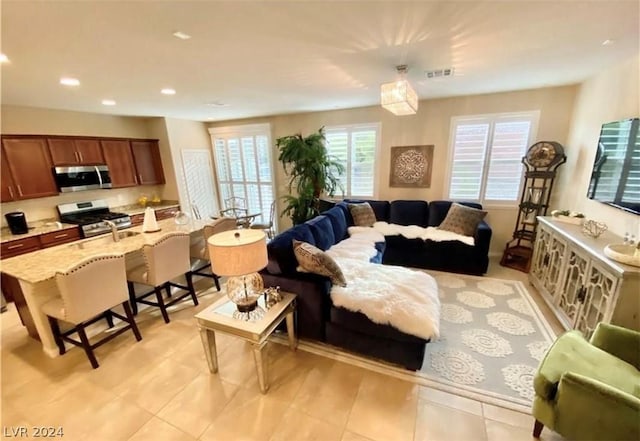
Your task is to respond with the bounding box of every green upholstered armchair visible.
[532,323,640,440]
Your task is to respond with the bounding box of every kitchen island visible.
[1,217,211,357]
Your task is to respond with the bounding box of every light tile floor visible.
[1,258,566,440]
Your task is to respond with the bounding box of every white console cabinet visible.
[530,217,640,337]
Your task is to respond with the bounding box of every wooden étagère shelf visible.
[501,141,566,272]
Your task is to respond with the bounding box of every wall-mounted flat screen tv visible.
[587,117,640,215]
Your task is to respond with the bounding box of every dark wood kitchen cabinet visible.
[131,140,165,185]
[1,148,17,202]
[154,206,179,220]
[1,137,59,199]
[101,139,138,188]
[0,236,42,258]
[1,135,164,199]
[48,138,104,165]
[39,228,81,248]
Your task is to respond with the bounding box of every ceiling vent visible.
[425,68,455,79]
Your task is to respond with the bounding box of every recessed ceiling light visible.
[0,54,9,63]
[60,77,80,86]
[602,39,614,46]
[173,31,191,40]
[161,88,176,95]
[102,99,116,106]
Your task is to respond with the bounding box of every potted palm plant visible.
[277,127,344,224]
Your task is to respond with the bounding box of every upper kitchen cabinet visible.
[48,138,104,165]
[130,140,165,185]
[100,139,138,188]
[1,148,17,202]
[1,137,59,199]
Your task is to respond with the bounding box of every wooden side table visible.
[194,292,297,393]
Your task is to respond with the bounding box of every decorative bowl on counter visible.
[582,220,608,238]
[604,243,640,268]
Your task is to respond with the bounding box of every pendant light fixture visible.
[380,65,418,116]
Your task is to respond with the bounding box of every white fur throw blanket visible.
[349,221,475,246]
[325,230,441,340]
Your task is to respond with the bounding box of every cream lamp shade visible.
[207,229,268,276]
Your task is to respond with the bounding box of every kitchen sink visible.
[117,231,139,239]
[69,231,141,250]
[604,243,640,268]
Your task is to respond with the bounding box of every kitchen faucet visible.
[105,220,119,242]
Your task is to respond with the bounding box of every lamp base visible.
[232,306,265,322]
[236,299,258,313]
[226,273,265,321]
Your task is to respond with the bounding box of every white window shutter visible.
[325,124,378,199]
[210,124,276,228]
[448,112,537,204]
[448,123,490,201]
[350,130,376,198]
[325,131,349,195]
[484,120,530,201]
[214,139,229,182]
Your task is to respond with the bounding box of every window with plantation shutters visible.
[209,124,276,227]
[325,123,380,198]
[447,112,539,205]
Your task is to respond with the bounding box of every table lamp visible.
[208,229,268,320]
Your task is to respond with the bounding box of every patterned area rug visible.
[420,272,556,409]
[277,271,557,412]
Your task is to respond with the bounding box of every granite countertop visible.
[0,201,180,244]
[1,217,209,284]
[0,220,79,244]
[113,201,180,216]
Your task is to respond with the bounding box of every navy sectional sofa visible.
[262,199,492,370]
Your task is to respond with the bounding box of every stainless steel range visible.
[57,200,132,238]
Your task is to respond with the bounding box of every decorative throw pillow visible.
[348,202,376,227]
[438,203,487,236]
[292,240,347,287]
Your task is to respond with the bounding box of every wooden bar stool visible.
[126,232,197,323]
[41,254,142,369]
[190,217,237,291]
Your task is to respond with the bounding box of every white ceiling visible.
[1,1,638,122]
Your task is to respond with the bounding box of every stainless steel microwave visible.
[53,165,112,193]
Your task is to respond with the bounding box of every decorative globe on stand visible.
[207,229,268,322]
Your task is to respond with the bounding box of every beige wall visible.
[556,55,640,238]
[162,118,213,212]
[2,80,589,253]
[0,105,164,224]
[145,117,176,201]
[1,105,150,137]
[209,85,578,254]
